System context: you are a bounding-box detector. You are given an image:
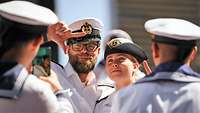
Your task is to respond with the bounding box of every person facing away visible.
[94,37,151,113]
[51,18,114,113]
[0,1,85,113]
[111,18,200,113]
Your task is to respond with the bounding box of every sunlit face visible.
[68,41,100,74]
[105,53,139,84]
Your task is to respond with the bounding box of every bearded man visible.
[51,18,114,113]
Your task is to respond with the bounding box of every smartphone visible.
[32,47,51,77]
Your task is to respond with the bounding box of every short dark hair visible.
[0,17,47,57]
[176,45,195,62]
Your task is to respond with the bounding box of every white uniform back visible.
[0,64,74,113]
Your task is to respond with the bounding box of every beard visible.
[68,54,97,74]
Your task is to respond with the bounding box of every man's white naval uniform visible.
[94,92,116,113]
[51,18,115,113]
[51,61,102,113]
[0,63,74,113]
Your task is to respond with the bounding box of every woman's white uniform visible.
[0,63,75,113]
[94,92,116,113]
[94,70,145,113]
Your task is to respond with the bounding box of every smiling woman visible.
[104,38,149,90]
[105,53,138,89]
[94,37,151,113]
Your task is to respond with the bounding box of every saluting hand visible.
[47,22,86,53]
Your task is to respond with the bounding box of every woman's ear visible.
[190,46,197,61]
[185,46,198,65]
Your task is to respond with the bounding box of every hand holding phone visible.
[39,70,63,93]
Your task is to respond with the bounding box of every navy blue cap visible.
[104,38,148,63]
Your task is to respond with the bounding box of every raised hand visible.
[39,70,62,93]
[47,22,86,53]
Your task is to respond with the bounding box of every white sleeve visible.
[27,75,75,113]
[42,88,75,113]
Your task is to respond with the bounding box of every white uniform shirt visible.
[94,92,116,113]
[0,64,74,113]
[94,70,145,113]
[51,62,102,113]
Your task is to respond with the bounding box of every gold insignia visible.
[109,39,121,48]
[81,22,92,34]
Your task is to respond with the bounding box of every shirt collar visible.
[64,62,77,78]
[64,62,96,86]
[177,64,200,77]
[148,61,200,77]
[0,61,19,89]
[0,62,28,99]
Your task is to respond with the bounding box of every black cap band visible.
[67,29,101,45]
[0,17,48,57]
[0,16,48,41]
[153,35,196,62]
[153,35,197,46]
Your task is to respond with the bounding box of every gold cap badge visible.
[81,22,92,34]
[109,39,122,48]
